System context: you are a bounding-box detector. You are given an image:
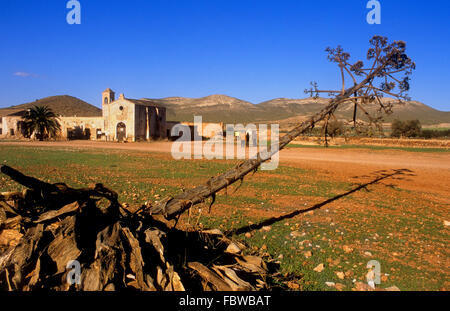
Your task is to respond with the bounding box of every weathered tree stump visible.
[0,166,274,291]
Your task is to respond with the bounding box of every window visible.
[10,129,14,136]
[104,97,109,105]
[119,106,124,111]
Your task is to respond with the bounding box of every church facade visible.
[100,88,167,142]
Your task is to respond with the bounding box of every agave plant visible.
[22,105,61,141]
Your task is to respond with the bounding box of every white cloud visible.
[13,72,38,78]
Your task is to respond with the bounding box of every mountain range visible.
[1,94,449,126]
[146,95,450,125]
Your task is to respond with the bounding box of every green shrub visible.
[391,119,421,138]
[421,129,450,139]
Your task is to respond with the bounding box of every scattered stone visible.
[244,232,252,238]
[325,282,335,287]
[261,226,272,232]
[336,272,345,280]
[287,281,300,290]
[303,251,312,258]
[444,220,450,227]
[364,251,373,257]
[261,244,267,251]
[313,263,324,273]
[290,231,302,238]
[385,285,401,291]
[354,282,375,291]
[335,283,345,291]
[343,245,353,253]
[345,270,354,278]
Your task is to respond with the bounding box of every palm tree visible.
[22,106,61,141]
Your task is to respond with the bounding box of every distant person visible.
[239,131,246,148]
[251,130,257,147]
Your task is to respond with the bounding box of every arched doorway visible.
[116,122,126,142]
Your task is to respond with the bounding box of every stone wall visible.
[0,116,104,140]
[59,117,104,140]
[1,116,23,137]
[166,121,223,140]
[103,99,136,141]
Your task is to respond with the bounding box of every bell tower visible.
[102,88,115,106]
[102,88,115,133]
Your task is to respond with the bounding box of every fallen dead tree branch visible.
[148,36,415,220]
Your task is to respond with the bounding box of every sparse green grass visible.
[422,127,450,131]
[0,145,448,291]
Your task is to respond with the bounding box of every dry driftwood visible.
[0,168,274,291]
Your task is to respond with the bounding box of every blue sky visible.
[1,0,449,111]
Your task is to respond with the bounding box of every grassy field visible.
[0,145,448,291]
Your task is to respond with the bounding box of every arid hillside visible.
[147,95,450,125]
[0,95,102,117]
